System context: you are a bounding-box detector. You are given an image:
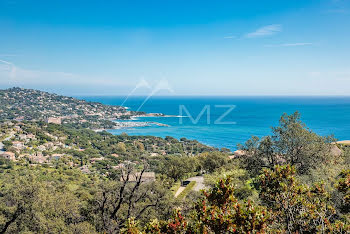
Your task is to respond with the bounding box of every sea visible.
[78,96,350,150]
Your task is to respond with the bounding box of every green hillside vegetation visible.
[1,111,350,233]
[0,87,141,129]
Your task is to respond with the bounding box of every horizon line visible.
[73,94,350,98]
[2,87,350,98]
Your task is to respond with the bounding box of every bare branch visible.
[110,166,132,219]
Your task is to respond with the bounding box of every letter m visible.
[179,105,210,124]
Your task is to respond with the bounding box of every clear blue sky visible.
[0,0,349,95]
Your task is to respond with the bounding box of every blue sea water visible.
[78,96,350,150]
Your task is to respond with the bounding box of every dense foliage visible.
[1,111,350,233]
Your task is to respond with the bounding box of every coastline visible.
[84,96,350,151]
[95,113,171,132]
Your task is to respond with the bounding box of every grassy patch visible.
[177,181,196,200]
[170,181,181,195]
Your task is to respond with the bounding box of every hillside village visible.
[0,88,223,183]
[0,88,347,183]
[0,87,154,130]
[0,119,218,177]
[0,88,350,234]
[2,89,350,233]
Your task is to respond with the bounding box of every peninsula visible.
[0,87,165,130]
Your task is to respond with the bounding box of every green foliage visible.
[0,158,13,170]
[239,111,334,176]
[144,210,189,233]
[201,152,229,173]
[257,165,346,233]
[177,181,196,200]
[0,87,130,129]
[1,111,350,233]
[157,155,196,182]
[121,218,141,234]
[204,165,255,201]
[130,176,271,233]
[1,140,12,151]
[170,182,181,195]
[193,177,271,233]
[0,166,96,233]
[87,168,175,233]
[336,169,350,213]
[116,142,127,153]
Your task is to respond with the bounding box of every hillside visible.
[0,87,141,129]
[1,112,350,233]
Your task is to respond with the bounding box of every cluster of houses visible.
[0,121,157,182]
[0,121,71,164]
[1,87,129,119]
[1,88,138,131]
[46,117,62,125]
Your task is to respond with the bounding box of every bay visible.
[78,96,350,150]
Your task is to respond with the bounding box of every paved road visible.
[186,176,207,191]
[174,175,208,197]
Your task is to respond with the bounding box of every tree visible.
[143,210,190,233]
[158,156,195,182]
[272,112,334,174]
[88,165,174,233]
[257,165,347,233]
[204,165,253,200]
[193,177,271,233]
[126,177,270,233]
[1,141,12,151]
[117,142,127,153]
[201,152,229,173]
[240,112,334,176]
[135,141,145,152]
[336,169,350,213]
[0,168,87,233]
